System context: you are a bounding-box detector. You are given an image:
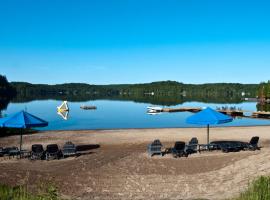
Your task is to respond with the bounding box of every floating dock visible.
[251,111,270,118]
[80,105,97,110]
[217,109,244,116]
[160,107,270,120]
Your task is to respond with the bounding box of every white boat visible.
[147,111,161,115]
[57,101,69,112]
[147,106,163,115]
[147,106,163,112]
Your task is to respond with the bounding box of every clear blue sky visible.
[0,0,270,84]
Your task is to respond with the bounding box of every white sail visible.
[57,101,69,111]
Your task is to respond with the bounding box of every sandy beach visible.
[0,126,270,200]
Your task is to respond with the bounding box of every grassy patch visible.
[0,183,60,200]
[233,176,270,200]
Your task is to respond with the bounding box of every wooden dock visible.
[160,106,270,120]
[217,109,244,116]
[252,111,270,118]
[161,107,202,113]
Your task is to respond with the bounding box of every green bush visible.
[233,176,270,200]
[0,183,60,200]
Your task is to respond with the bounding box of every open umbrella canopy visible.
[186,107,233,125]
[186,107,233,144]
[0,110,48,128]
[0,111,48,152]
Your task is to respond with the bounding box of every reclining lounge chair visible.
[45,144,62,160]
[147,139,163,157]
[31,144,45,160]
[172,141,187,158]
[6,146,20,158]
[185,137,198,155]
[219,142,241,153]
[244,136,260,150]
[62,141,77,157]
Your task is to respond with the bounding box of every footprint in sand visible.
[85,186,93,193]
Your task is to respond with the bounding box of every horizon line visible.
[10,80,264,86]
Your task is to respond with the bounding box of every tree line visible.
[9,80,259,105]
[0,73,263,105]
[4,74,270,113]
[0,75,16,112]
[258,81,270,101]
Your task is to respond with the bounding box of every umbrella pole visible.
[20,128,23,155]
[207,124,209,145]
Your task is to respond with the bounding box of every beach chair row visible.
[31,141,79,160]
[147,136,260,157]
[0,146,22,158]
[0,141,77,160]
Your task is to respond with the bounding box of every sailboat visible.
[57,101,69,112]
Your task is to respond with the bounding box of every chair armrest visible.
[186,144,198,149]
[198,144,218,151]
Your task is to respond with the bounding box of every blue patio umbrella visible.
[0,111,48,151]
[186,107,233,144]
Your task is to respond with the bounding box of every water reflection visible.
[57,110,69,120]
[0,98,11,117]
[2,95,270,114]
[2,94,270,130]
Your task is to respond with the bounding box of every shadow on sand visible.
[0,128,39,138]
[75,144,100,157]
[76,144,100,151]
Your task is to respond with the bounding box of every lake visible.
[1,100,270,130]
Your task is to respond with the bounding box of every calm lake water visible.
[2,100,270,130]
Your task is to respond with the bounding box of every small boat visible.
[147,109,162,114]
[57,101,69,112]
[80,105,97,110]
[147,112,161,115]
[147,106,163,112]
[147,105,163,115]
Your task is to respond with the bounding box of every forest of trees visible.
[258,81,270,100]
[0,75,16,96]
[0,75,16,112]
[1,73,268,111]
[0,73,263,106]
[0,72,265,108]
[9,80,259,105]
[11,81,258,98]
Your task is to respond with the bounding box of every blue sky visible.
[0,0,270,84]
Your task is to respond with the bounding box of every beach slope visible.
[0,126,270,200]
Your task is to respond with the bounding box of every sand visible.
[0,126,270,200]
